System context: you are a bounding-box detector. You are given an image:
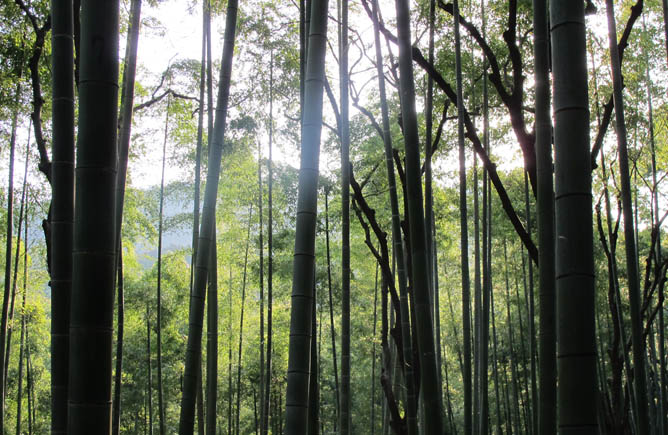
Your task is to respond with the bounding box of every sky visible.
[127,0,224,188]
[5,1,621,198]
[128,0,482,190]
[3,0,662,264]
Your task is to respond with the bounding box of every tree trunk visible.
[516,251,532,432]
[206,227,218,435]
[431,212,444,430]
[371,261,379,435]
[15,201,28,435]
[473,142,482,435]
[68,1,119,432]
[284,0,329,428]
[339,0,351,428]
[228,269,233,435]
[200,3,214,424]
[48,0,74,428]
[262,49,275,435]
[490,275,503,435]
[453,0,472,432]
[550,1,598,431]
[112,0,142,429]
[523,172,538,435]
[191,0,207,296]
[424,0,438,389]
[1,54,21,435]
[196,4,209,435]
[26,325,33,435]
[236,204,253,435]
[479,149,491,435]
[369,0,417,429]
[395,0,444,427]
[113,252,125,433]
[533,0,556,432]
[178,0,238,428]
[324,188,340,431]
[598,150,631,433]
[258,133,266,435]
[253,388,258,435]
[4,120,31,396]
[308,280,320,435]
[319,306,325,435]
[156,95,171,435]
[147,303,154,435]
[605,1,650,433]
[504,240,521,435]
[645,24,666,431]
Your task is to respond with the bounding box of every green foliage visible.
[0,0,667,432]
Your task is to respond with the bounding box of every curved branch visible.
[350,171,402,327]
[133,89,199,112]
[360,0,537,263]
[590,0,643,168]
[503,0,523,99]
[16,0,51,182]
[437,1,510,104]
[351,97,384,140]
[323,75,341,134]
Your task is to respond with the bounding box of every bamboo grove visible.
[0,0,666,433]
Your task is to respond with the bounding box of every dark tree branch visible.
[590,0,643,168]
[380,371,407,435]
[322,121,340,138]
[359,161,382,190]
[437,0,533,194]
[351,98,384,140]
[421,100,449,174]
[385,22,539,264]
[359,0,538,263]
[503,0,523,99]
[133,89,199,112]
[391,148,406,198]
[323,75,341,134]
[350,173,402,329]
[14,0,40,31]
[16,0,51,183]
[436,1,510,104]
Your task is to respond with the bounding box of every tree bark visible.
[156,94,171,435]
[112,0,142,429]
[307,280,320,435]
[550,1,598,431]
[453,0,472,432]
[206,227,218,435]
[533,0,556,432]
[523,173,538,435]
[284,0,329,428]
[49,0,75,423]
[178,0,238,429]
[4,120,31,397]
[605,1,650,432]
[339,0,351,427]
[236,204,253,435]
[15,200,29,435]
[147,303,153,435]
[394,0,444,429]
[369,0,417,430]
[68,1,119,432]
[262,49,275,435]
[258,133,266,435]
[324,188,341,431]
[371,262,379,435]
